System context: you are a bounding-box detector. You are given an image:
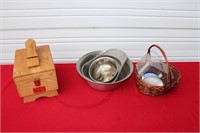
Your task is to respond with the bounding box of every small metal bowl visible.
[89,56,119,83]
[76,51,134,91]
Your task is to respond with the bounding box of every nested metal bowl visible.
[76,51,134,91]
[89,56,119,83]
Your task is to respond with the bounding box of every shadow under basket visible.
[135,45,181,96]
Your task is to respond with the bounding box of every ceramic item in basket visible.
[141,73,164,86]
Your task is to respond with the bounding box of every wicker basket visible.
[135,45,181,96]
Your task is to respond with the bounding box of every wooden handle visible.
[147,44,170,82]
[25,39,39,68]
[25,39,38,58]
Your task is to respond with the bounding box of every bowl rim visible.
[76,50,134,84]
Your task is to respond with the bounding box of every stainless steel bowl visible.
[76,51,134,91]
[89,56,119,83]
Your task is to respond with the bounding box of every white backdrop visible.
[1,0,199,64]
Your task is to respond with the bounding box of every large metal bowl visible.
[76,50,134,91]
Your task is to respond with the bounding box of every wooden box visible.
[13,39,59,103]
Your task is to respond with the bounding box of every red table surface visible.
[1,62,199,132]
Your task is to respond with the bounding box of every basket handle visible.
[25,39,40,68]
[147,44,170,82]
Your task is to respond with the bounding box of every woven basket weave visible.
[135,45,181,96]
